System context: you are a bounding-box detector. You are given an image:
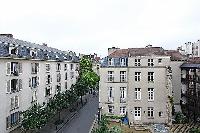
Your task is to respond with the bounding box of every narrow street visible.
[58,95,99,133]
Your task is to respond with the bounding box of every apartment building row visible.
[0,34,79,133]
[99,46,185,125]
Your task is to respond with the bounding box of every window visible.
[11,96,19,110]
[7,79,22,93]
[135,59,141,66]
[135,88,141,100]
[31,76,39,88]
[120,107,126,115]
[108,87,113,98]
[6,111,20,128]
[46,75,52,85]
[120,58,126,66]
[147,107,154,117]
[70,64,73,70]
[65,82,67,89]
[56,83,61,93]
[148,88,154,101]
[134,107,141,117]
[57,73,61,82]
[30,49,37,58]
[120,71,126,82]
[108,105,114,114]
[159,111,163,117]
[46,63,50,72]
[32,91,37,102]
[148,72,154,82]
[9,46,18,55]
[70,72,74,79]
[45,87,52,96]
[108,58,114,66]
[148,59,154,66]
[120,87,126,98]
[31,63,39,74]
[158,59,162,63]
[65,72,68,80]
[135,72,141,81]
[108,71,114,81]
[7,62,22,75]
[56,63,61,71]
[64,64,67,71]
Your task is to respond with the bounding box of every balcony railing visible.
[108,97,114,103]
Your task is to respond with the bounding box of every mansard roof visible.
[0,35,79,62]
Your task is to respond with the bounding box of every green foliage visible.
[174,112,187,124]
[22,87,78,131]
[189,128,200,133]
[105,115,123,120]
[92,115,123,133]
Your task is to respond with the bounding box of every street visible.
[58,95,99,133]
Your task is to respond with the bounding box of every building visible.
[0,34,79,133]
[178,40,200,57]
[99,46,175,125]
[180,58,200,122]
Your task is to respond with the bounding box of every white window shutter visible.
[6,62,11,75]
[37,76,40,86]
[7,80,11,93]
[19,79,22,91]
[29,78,31,87]
[19,63,22,74]
[11,97,14,110]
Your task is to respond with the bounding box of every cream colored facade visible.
[0,58,79,133]
[99,54,173,125]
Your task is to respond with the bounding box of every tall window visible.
[120,71,126,82]
[135,88,141,100]
[7,79,22,93]
[108,87,113,97]
[108,71,114,81]
[70,64,74,70]
[108,105,114,114]
[45,87,52,96]
[11,96,19,110]
[148,88,154,101]
[147,107,154,117]
[70,72,74,79]
[135,72,141,81]
[135,59,141,66]
[120,58,126,66]
[46,75,52,85]
[56,63,61,71]
[6,111,20,128]
[134,107,141,117]
[120,107,126,115]
[57,73,61,82]
[31,76,39,88]
[120,87,126,98]
[64,64,68,71]
[65,72,68,80]
[31,63,39,74]
[108,58,114,66]
[148,72,154,82]
[46,63,50,72]
[32,91,37,102]
[7,62,22,75]
[148,59,154,66]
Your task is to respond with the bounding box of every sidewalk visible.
[39,94,91,133]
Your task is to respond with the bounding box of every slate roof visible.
[109,47,167,57]
[0,35,79,62]
[181,63,200,69]
[165,50,186,61]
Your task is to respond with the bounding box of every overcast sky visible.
[1,0,200,57]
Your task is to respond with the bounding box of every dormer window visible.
[108,58,114,66]
[120,58,126,66]
[30,49,37,58]
[9,46,18,55]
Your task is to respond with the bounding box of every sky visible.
[1,0,200,57]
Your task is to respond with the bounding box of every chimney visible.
[108,47,120,55]
[145,44,152,48]
[0,34,13,38]
[42,43,47,46]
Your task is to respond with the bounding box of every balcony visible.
[120,97,126,103]
[108,97,114,103]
